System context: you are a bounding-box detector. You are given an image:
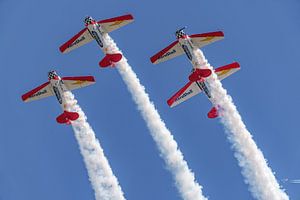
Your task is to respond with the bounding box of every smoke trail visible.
[194,49,289,200]
[64,91,126,200]
[290,180,300,184]
[103,34,208,200]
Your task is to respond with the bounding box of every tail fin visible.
[56,111,79,125]
[99,53,122,67]
[207,107,218,119]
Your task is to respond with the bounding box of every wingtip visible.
[234,61,240,68]
[21,95,26,102]
[126,14,134,20]
[90,76,96,82]
[150,56,156,64]
[59,46,66,53]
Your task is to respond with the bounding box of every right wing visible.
[98,14,134,33]
[22,82,53,102]
[215,62,240,81]
[150,41,184,64]
[167,81,202,108]
[190,31,224,49]
[59,28,93,54]
[62,76,95,91]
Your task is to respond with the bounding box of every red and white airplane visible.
[150,28,240,118]
[21,71,95,124]
[59,14,134,67]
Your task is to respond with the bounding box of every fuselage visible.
[178,36,202,69]
[48,71,69,111]
[178,34,211,99]
[85,20,109,53]
[176,31,212,100]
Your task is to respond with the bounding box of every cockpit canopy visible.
[175,27,187,39]
[84,16,95,25]
[48,70,58,80]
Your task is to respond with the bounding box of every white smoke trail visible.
[64,91,126,200]
[290,180,300,184]
[103,34,208,200]
[194,49,289,200]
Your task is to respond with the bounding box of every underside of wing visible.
[150,41,184,64]
[98,14,134,33]
[167,81,202,108]
[22,82,53,102]
[215,62,240,81]
[62,76,96,91]
[190,31,224,49]
[60,28,93,54]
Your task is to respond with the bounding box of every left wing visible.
[150,41,184,64]
[190,31,224,49]
[60,28,93,54]
[167,81,202,108]
[22,82,53,102]
[98,14,134,33]
[62,76,96,91]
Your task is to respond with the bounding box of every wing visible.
[59,28,93,54]
[62,76,95,91]
[150,41,184,64]
[98,14,134,33]
[215,62,240,81]
[190,31,224,49]
[22,82,53,102]
[167,81,202,108]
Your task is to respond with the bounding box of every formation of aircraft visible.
[150,27,240,118]
[21,71,95,124]
[59,14,134,67]
[22,14,240,123]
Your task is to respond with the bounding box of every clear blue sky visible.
[0,0,299,199]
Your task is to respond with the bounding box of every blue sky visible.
[0,0,299,199]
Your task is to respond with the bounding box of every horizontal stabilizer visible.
[99,53,122,67]
[207,107,218,119]
[56,111,79,125]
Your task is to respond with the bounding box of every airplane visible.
[150,27,240,118]
[59,14,134,67]
[21,71,95,124]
